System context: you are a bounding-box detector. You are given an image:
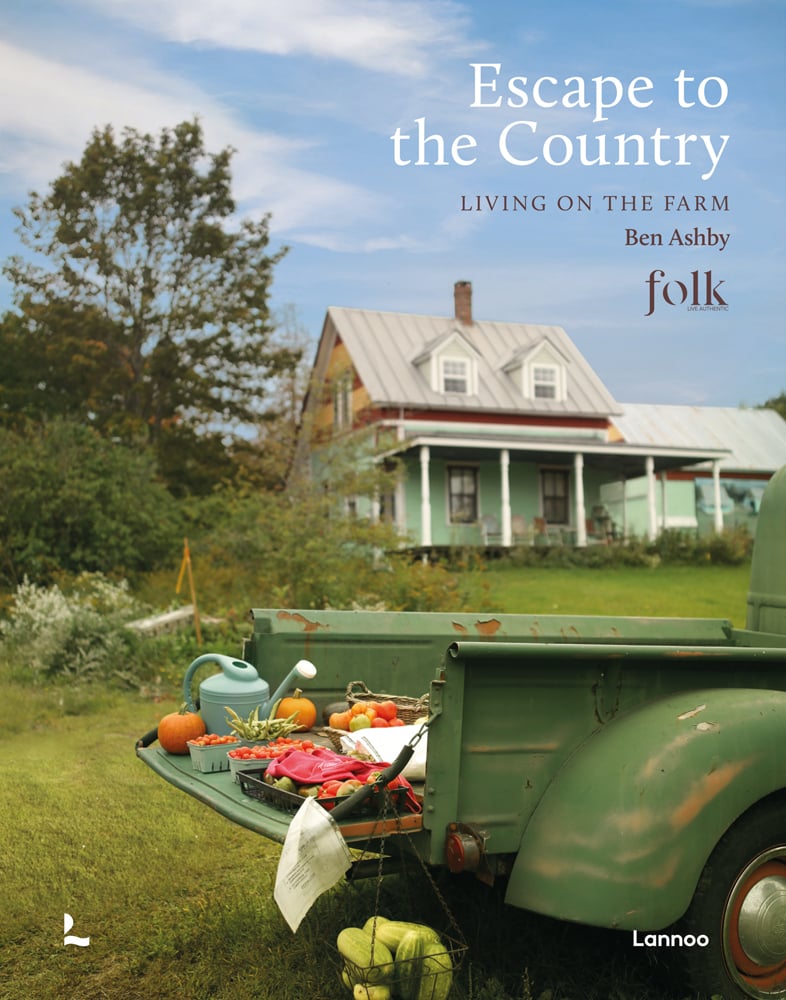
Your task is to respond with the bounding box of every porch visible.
[381,431,730,552]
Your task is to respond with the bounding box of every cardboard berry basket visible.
[187,737,242,772]
[227,747,273,783]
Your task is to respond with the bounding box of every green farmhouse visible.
[299,281,786,552]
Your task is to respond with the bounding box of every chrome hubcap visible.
[723,849,786,999]
[738,873,786,966]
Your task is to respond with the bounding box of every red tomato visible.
[371,717,389,728]
[388,717,405,727]
[376,700,398,721]
[319,779,342,797]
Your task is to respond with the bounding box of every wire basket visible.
[346,680,430,726]
[336,928,466,998]
[238,768,409,816]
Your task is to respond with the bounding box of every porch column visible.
[660,473,668,531]
[621,480,628,540]
[420,445,432,547]
[501,448,512,546]
[574,452,587,547]
[712,460,723,532]
[645,456,657,540]
[395,479,406,537]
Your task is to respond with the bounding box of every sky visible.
[0,0,784,408]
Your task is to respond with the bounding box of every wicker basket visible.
[314,726,352,753]
[345,680,429,726]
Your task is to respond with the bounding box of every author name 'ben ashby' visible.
[626,226,730,251]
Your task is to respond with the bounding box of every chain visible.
[358,772,466,953]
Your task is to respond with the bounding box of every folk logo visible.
[645,269,728,316]
[63,913,90,947]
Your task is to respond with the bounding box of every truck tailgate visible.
[136,745,423,845]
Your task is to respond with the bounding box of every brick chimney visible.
[454,280,473,325]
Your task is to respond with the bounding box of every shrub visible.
[645,525,752,565]
[0,572,248,694]
[504,539,655,570]
[0,573,145,685]
[0,420,183,585]
[702,526,753,564]
[500,526,752,571]
[361,556,491,612]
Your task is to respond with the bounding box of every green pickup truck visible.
[138,465,786,1000]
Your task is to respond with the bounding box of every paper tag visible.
[273,795,353,932]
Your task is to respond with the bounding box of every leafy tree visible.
[0,419,183,585]
[0,119,298,493]
[182,428,391,606]
[241,305,315,490]
[760,391,786,421]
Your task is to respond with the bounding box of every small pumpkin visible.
[158,703,206,754]
[275,688,317,731]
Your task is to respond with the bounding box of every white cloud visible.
[74,0,472,77]
[0,39,382,236]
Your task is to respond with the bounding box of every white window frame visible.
[446,464,479,524]
[519,358,566,402]
[540,466,571,525]
[332,375,352,430]
[441,356,470,395]
[532,364,559,399]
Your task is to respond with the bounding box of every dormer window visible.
[503,339,568,403]
[412,330,480,397]
[442,357,469,394]
[533,365,558,399]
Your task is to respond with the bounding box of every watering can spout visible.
[266,659,318,716]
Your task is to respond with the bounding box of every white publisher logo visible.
[63,913,90,947]
[633,929,709,948]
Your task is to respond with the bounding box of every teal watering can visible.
[182,654,317,735]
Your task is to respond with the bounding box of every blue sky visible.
[0,0,783,407]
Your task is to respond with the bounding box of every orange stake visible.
[176,537,202,645]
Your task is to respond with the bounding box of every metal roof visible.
[612,404,786,473]
[325,306,621,418]
[309,301,785,477]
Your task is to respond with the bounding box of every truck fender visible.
[504,686,786,930]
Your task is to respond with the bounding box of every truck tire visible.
[676,796,786,999]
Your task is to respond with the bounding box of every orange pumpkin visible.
[158,704,206,754]
[275,688,317,731]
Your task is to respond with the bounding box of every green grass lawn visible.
[1,564,747,999]
[0,690,694,1000]
[482,562,751,624]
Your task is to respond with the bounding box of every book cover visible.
[1,3,784,999]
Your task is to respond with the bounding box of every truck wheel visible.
[677,797,786,999]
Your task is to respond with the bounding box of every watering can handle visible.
[182,654,258,712]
